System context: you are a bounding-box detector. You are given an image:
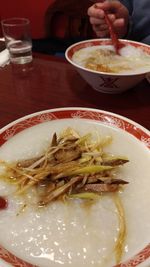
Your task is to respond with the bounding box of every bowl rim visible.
[65,38,150,77]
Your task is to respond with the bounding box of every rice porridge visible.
[0,119,150,267]
[72,45,150,74]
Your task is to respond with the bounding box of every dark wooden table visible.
[0,52,150,130]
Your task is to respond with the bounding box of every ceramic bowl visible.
[65,39,150,94]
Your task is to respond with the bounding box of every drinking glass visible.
[1,18,32,65]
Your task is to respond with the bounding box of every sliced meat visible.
[54,147,81,163]
[51,132,58,147]
[39,176,83,205]
[17,156,42,168]
[84,183,119,192]
[102,158,129,166]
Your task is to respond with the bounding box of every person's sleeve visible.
[119,0,150,45]
[131,0,150,45]
[119,0,133,14]
[118,0,133,39]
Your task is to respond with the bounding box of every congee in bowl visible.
[65,39,150,93]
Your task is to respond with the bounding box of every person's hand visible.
[87,0,129,38]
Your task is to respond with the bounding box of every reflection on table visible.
[0,52,150,130]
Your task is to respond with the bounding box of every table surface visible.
[0,52,150,131]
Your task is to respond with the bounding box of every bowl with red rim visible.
[65,39,150,94]
[0,107,150,267]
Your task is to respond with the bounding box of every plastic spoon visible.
[94,3,125,55]
[104,12,125,55]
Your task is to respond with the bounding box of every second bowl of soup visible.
[65,39,150,94]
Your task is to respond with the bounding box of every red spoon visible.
[94,3,125,54]
[104,12,125,55]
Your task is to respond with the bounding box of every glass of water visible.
[1,18,32,65]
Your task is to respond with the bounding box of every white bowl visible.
[65,39,150,94]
